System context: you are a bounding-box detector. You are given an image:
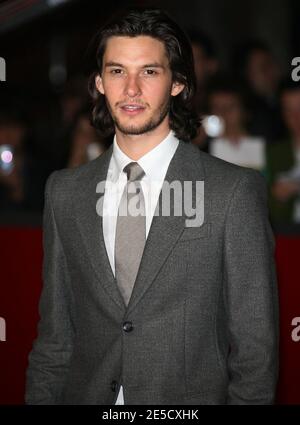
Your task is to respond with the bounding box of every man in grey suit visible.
[26,8,279,405]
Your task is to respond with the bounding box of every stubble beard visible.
[108,98,171,136]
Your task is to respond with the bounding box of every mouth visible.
[120,103,146,116]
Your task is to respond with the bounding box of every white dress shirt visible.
[102,130,179,404]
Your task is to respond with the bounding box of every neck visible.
[115,122,171,160]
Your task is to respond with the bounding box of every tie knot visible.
[123,162,145,182]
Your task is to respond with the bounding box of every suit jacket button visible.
[111,380,118,392]
[123,321,133,332]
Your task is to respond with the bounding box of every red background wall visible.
[0,227,299,404]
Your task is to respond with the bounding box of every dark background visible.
[2,0,300,87]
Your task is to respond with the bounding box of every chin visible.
[119,127,148,136]
[115,119,153,136]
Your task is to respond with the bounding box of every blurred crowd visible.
[1,30,300,228]
[190,32,300,226]
[0,78,111,215]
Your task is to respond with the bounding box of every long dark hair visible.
[88,8,200,142]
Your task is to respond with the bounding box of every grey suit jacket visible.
[26,141,279,405]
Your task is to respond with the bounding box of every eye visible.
[110,68,124,75]
[144,69,157,76]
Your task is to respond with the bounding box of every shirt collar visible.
[109,130,179,183]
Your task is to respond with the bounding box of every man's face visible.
[209,92,244,129]
[281,90,300,136]
[95,35,184,136]
[192,43,217,86]
[246,49,280,95]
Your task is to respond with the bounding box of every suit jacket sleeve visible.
[25,171,75,404]
[224,169,279,404]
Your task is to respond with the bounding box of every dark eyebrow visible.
[104,61,165,69]
[105,62,124,68]
[142,63,165,69]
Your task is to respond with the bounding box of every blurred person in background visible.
[0,102,47,212]
[233,40,284,143]
[64,106,110,169]
[206,77,266,172]
[188,29,219,114]
[32,76,90,171]
[266,80,300,224]
[188,30,219,147]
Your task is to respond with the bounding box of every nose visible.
[124,75,141,98]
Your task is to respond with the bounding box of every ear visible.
[171,81,185,97]
[95,74,105,95]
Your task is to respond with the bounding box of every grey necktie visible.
[115,162,146,306]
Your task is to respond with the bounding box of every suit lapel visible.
[74,140,205,315]
[74,144,126,312]
[126,141,206,315]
